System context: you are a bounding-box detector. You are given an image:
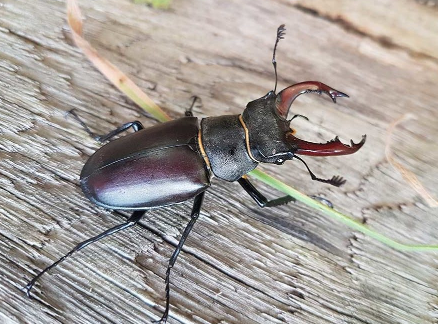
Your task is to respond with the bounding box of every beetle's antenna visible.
[293,155,346,187]
[273,24,286,94]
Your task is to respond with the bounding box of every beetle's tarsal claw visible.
[23,284,32,298]
[23,278,39,298]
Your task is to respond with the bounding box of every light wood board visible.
[1,0,438,323]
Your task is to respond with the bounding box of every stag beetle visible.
[25,25,366,323]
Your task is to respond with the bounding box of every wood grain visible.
[1,0,437,323]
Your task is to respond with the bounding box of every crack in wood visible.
[293,3,438,63]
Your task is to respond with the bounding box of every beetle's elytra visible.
[25,25,366,323]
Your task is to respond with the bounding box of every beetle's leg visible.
[237,176,295,207]
[93,121,144,142]
[24,210,146,298]
[154,192,205,324]
[68,109,144,143]
[293,155,346,187]
[185,96,201,117]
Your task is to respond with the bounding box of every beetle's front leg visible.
[68,109,144,143]
[238,176,295,207]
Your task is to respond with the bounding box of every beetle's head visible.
[241,81,366,165]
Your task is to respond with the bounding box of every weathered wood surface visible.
[1,0,438,323]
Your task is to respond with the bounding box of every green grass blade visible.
[249,169,438,252]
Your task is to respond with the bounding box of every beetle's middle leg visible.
[237,176,295,207]
[24,210,146,297]
[68,109,144,143]
[154,191,205,324]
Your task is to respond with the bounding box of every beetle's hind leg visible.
[24,210,146,298]
[68,109,144,143]
[154,192,205,324]
[238,176,295,207]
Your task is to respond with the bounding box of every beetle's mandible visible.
[24,25,366,323]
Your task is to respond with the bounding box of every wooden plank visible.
[290,0,438,60]
[1,0,437,323]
